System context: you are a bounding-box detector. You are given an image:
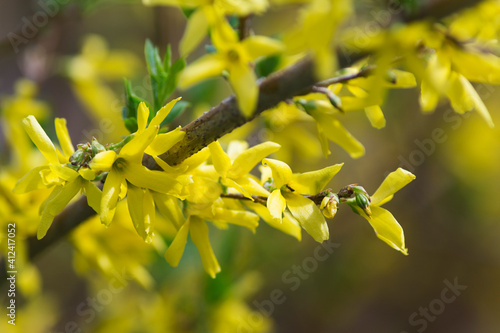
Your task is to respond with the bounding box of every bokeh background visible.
[1,1,500,332]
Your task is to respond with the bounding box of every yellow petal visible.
[420,79,440,113]
[150,97,182,127]
[22,115,59,165]
[13,166,49,193]
[89,150,117,172]
[262,158,292,188]
[189,216,221,278]
[78,168,96,181]
[212,207,259,233]
[242,36,284,60]
[124,163,186,197]
[208,141,232,178]
[267,189,286,222]
[146,126,185,156]
[289,164,343,195]
[446,72,475,114]
[127,185,155,243]
[385,69,416,88]
[458,74,495,128]
[137,102,150,133]
[245,201,302,241]
[119,126,158,163]
[84,180,102,214]
[152,192,185,230]
[164,218,190,267]
[364,105,386,129]
[37,179,82,239]
[284,192,329,243]
[54,118,74,157]
[231,176,270,197]
[228,142,281,179]
[309,110,365,158]
[152,155,189,174]
[371,168,416,206]
[49,165,79,182]
[179,54,225,89]
[228,62,258,118]
[100,169,124,226]
[358,205,408,255]
[180,8,209,56]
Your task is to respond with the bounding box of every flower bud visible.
[321,193,339,219]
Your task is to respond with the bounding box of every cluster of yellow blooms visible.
[6,0,500,281]
[14,97,415,278]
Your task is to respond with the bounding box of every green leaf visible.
[145,40,185,113]
[122,79,144,133]
[255,54,281,78]
[124,117,138,133]
[163,57,186,100]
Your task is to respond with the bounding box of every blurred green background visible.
[1,1,500,332]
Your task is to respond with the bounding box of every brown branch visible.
[148,57,317,168]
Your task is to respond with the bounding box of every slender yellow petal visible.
[54,118,74,157]
[289,164,343,195]
[385,69,416,88]
[262,158,292,188]
[100,169,124,226]
[37,179,82,239]
[189,216,221,278]
[137,102,150,133]
[310,110,365,158]
[232,176,270,197]
[208,141,232,178]
[228,62,258,118]
[420,79,440,113]
[267,189,286,222]
[164,219,190,267]
[228,142,281,179]
[78,168,96,181]
[213,207,259,233]
[49,165,79,182]
[284,192,329,243]
[89,150,117,172]
[124,163,186,197]
[146,126,185,156]
[150,97,182,127]
[152,155,189,174]
[152,192,185,229]
[127,185,154,243]
[364,105,386,129]
[180,8,209,56]
[119,126,158,163]
[371,168,416,206]
[245,201,302,241]
[242,36,284,60]
[13,166,49,193]
[223,178,253,199]
[84,181,102,214]
[446,72,474,114]
[22,115,59,165]
[458,74,495,128]
[358,206,408,255]
[179,54,226,88]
